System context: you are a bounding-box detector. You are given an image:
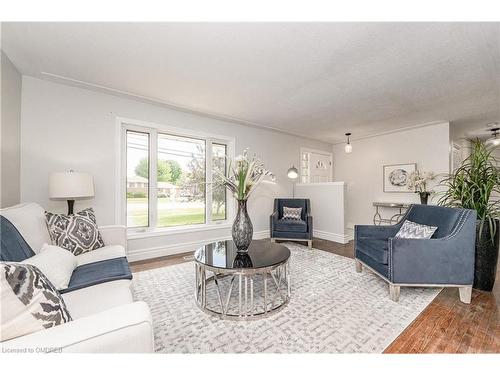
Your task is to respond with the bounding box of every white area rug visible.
[133,243,440,353]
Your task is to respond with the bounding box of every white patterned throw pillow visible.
[394,220,438,239]
[45,208,105,256]
[1,262,72,342]
[282,206,302,220]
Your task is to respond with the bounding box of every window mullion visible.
[206,139,213,224]
[149,129,158,229]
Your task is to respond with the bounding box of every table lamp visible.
[49,170,94,214]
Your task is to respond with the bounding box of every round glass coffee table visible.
[194,239,291,320]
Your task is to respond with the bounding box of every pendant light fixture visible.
[344,132,352,153]
[485,125,500,148]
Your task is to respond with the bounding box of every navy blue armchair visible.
[270,198,313,249]
[355,204,477,303]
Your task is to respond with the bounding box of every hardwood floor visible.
[130,238,499,353]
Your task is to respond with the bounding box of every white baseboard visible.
[313,229,351,244]
[344,228,354,242]
[127,230,269,262]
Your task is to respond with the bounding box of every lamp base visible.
[67,200,75,215]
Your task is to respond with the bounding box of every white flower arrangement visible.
[407,170,436,193]
[215,149,274,200]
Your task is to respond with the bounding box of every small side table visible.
[372,202,410,225]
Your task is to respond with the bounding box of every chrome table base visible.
[195,260,291,321]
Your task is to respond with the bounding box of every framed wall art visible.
[383,163,417,193]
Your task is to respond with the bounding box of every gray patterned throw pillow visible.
[1,262,72,342]
[394,220,438,239]
[282,206,302,220]
[45,208,105,255]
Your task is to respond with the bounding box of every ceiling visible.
[2,22,499,143]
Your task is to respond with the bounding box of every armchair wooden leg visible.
[355,259,363,273]
[458,286,472,304]
[307,240,312,249]
[389,284,400,302]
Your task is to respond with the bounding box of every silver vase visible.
[232,199,253,252]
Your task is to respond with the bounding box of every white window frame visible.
[116,117,235,236]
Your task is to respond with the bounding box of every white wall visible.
[19,76,332,260]
[332,122,450,232]
[1,51,22,208]
[295,182,347,243]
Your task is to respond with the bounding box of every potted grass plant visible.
[215,149,274,252]
[438,139,500,291]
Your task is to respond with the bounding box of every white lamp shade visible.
[345,143,353,153]
[49,171,95,199]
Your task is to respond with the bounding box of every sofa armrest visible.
[1,302,154,353]
[99,225,127,249]
[389,236,475,285]
[355,224,400,240]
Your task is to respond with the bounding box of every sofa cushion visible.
[45,208,105,256]
[76,245,126,266]
[60,257,132,294]
[1,262,72,342]
[0,215,36,262]
[274,219,308,233]
[22,244,77,290]
[356,237,389,265]
[62,279,133,320]
[0,203,50,254]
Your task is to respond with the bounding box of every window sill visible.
[127,222,232,239]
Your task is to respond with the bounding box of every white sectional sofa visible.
[0,203,154,353]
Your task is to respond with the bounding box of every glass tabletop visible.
[194,239,290,270]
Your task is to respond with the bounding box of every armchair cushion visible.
[275,219,308,233]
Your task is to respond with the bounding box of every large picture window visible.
[123,122,230,231]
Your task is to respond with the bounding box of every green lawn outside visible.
[127,198,226,227]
